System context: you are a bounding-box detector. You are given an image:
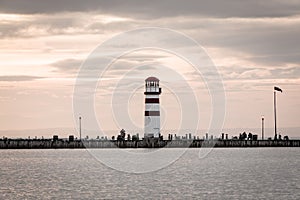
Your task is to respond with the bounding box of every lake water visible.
[0,148,299,199]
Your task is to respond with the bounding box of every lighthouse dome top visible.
[145,76,159,82]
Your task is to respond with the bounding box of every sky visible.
[0,0,300,138]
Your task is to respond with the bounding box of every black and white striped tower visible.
[144,77,162,138]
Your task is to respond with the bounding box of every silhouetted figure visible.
[252,135,258,141]
[248,132,253,140]
[127,134,131,141]
[279,134,282,140]
[117,135,124,141]
[69,135,74,142]
[159,135,163,141]
[283,135,289,140]
[132,135,138,142]
[120,129,126,139]
[111,136,115,140]
[274,133,278,141]
[242,132,247,140]
[53,135,58,141]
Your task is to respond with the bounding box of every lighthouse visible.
[144,77,162,138]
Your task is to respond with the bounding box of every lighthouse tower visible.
[144,77,162,138]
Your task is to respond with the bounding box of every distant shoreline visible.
[0,139,299,149]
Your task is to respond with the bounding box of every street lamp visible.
[261,115,264,140]
[79,116,82,141]
[274,86,282,140]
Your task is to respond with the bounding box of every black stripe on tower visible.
[145,98,159,103]
[145,111,160,116]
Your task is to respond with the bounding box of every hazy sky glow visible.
[0,0,300,138]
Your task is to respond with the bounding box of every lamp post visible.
[261,115,264,140]
[79,116,82,141]
[274,86,282,140]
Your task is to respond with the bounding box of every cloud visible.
[219,65,300,81]
[0,0,300,18]
[174,16,300,66]
[1,2,299,88]
[51,58,83,74]
[270,66,300,79]
[0,12,133,38]
[238,69,272,79]
[0,0,300,133]
[49,50,167,78]
[1,10,300,69]
[0,75,44,82]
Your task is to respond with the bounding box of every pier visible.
[0,138,299,149]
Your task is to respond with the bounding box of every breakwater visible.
[0,139,299,149]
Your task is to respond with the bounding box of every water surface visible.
[0,148,299,199]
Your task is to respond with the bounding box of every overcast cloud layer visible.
[0,0,299,138]
[1,0,300,18]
